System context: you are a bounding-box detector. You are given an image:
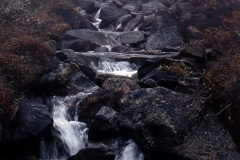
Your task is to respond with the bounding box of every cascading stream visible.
[40,88,98,159]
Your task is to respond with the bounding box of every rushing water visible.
[40,87,98,159]
[92,61,138,77]
[115,140,144,160]
[40,1,143,159]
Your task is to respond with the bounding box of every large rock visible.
[2,98,52,159]
[139,13,155,32]
[170,110,240,160]
[88,106,118,141]
[68,146,114,160]
[115,14,132,29]
[146,26,184,51]
[140,68,178,90]
[123,12,144,32]
[99,5,129,29]
[120,31,145,44]
[66,29,121,47]
[79,0,100,14]
[78,78,140,122]
[118,87,203,154]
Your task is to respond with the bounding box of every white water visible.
[115,140,144,160]
[40,87,98,159]
[92,61,138,77]
[116,23,122,30]
[93,8,102,29]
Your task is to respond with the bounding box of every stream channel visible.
[39,1,144,160]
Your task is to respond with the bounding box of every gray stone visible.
[123,12,144,32]
[146,26,184,51]
[120,31,145,44]
[119,87,203,151]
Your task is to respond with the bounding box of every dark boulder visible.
[79,18,98,31]
[88,106,118,141]
[170,110,240,160]
[79,0,100,14]
[61,39,99,52]
[99,5,129,29]
[140,68,178,90]
[78,78,140,122]
[2,98,52,159]
[68,146,114,160]
[118,87,203,155]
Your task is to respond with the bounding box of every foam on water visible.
[40,86,98,159]
[115,140,144,160]
[92,61,138,77]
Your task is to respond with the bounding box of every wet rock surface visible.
[118,87,204,152]
[78,78,140,122]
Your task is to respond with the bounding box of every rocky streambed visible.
[1,0,240,160]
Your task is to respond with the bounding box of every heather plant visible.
[159,62,194,77]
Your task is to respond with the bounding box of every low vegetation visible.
[0,0,82,118]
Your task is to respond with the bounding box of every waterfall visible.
[95,8,101,19]
[92,61,138,77]
[93,8,102,29]
[115,140,144,160]
[40,87,98,159]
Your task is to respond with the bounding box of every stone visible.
[171,110,240,160]
[94,47,109,52]
[66,29,121,47]
[123,12,144,32]
[2,98,52,159]
[139,13,155,31]
[120,31,145,44]
[99,5,129,29]
[118,87,204,157]
[61,39,99,52]
[78,78,140,122]
[142,1,167,16]
[113,0,124,8]
[68,146,113,160]
[88,106,118,141]
[146,26,184,51]
[115,14,132,29]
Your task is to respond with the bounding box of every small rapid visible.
[115,140,144,160]
[40,87,98,159]
[92,61,138,77]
